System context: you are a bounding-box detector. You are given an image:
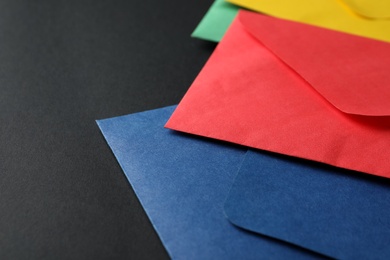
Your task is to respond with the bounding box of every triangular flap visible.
[341,0,390,20]
[239,10,390,116]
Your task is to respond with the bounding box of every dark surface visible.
[0,0,214,259]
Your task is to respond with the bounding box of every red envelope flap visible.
[239,10,390,116]
[166,11,390,178]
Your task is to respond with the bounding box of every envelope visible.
[341,0,390,19]
[96,106,322,259]
[227,0,390,42]
[192,0,239,42]
[165,10,390,178]
[225,150,390,259]
[97,106,390,259]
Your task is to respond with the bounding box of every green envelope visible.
[192,0,238,42]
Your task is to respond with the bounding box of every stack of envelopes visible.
[97,1,390,259]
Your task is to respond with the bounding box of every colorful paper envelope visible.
[341,0,390,19]
[96,106,322,259]
[225,150,390,259]
[97,106,390,258]
[227,0,390,42]
[166,11,390,178]
[191,0,239,42]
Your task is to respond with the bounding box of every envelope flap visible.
[239,10,390,116]
[224,150,390,259]
[341,0,390,19]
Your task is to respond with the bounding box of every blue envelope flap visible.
[224,150,390,259]
[96,106,323,259]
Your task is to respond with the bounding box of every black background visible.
[0,0,215,258]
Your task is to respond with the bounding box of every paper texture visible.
[225,150,390,259]
[97,106,320,259]
[166,11,390,178]
[227,0,390,42]
[192,0,238,42]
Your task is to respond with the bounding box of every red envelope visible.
[166,10,390,178]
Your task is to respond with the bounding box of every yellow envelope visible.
[227,0,390,42]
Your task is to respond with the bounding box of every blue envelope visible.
[96,106,321,259]
[225,150,390,259]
